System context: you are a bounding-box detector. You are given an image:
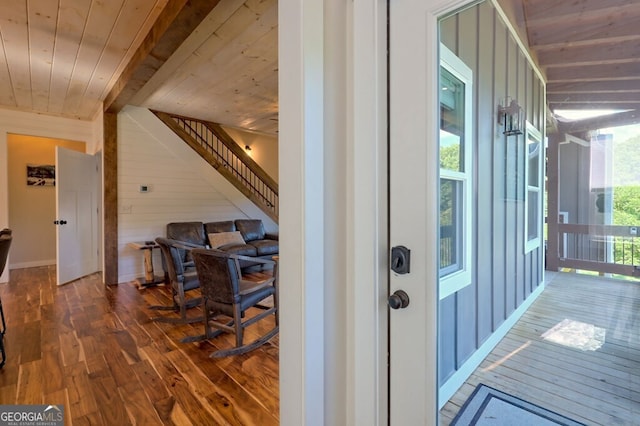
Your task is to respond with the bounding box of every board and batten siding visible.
[117,106,277,283]
[438,0,545,400]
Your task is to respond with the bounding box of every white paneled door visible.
[55,147,99,286]
[388,0,470,423]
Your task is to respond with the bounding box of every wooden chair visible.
[188,248,278,357]
[0,229,12,367]
[149,238,203,324]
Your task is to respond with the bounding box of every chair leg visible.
[150,294,203,324]
[210,326,278,358]
[148,287,202,323]
[180,305,230,343]
[273,290,279,327]
[180,300,214,343]
[0,296,5,335]
[234,304,244,348]
[0,335,5,368]
[207,302,278,358]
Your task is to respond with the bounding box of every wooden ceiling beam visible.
[104,0,221,114]
[523,0,636,22]
[545,62,640,82]
[527,12,640,48]
[548,92,640,104]
[547,80,640,94]
[550,102,640,111]
[538,40,640,68]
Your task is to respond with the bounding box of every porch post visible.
[546,133,561,271]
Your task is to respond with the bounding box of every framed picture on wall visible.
[26,164,55,186]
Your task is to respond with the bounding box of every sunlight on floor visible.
[481,341,531,372]
[541,319,606,351]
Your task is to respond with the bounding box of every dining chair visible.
[0,229,13,367]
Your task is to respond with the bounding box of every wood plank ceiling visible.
[0,0,169,121]
[500,0,640,131]
[0,0,637,135]
[0,0,278,135]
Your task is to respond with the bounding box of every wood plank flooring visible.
[439,272,640,425]
[0,266,279,425]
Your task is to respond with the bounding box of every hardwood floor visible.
[0,266,279,425]
[440,272,640,425]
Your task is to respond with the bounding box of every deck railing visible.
[153,111,278,222]
[555,223,640,277]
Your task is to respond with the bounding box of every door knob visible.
[388,290,410,309]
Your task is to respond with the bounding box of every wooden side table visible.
[128,241,166,289]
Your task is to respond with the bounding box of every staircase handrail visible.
[152,111,278,221]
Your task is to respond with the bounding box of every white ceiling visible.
[131,0,278,134]
[0,0,278,134]
[0,0,168,121]
[0,0,638,137]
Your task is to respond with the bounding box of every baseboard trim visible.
[10,259,56,269]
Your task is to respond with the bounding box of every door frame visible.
[279,0,390,424]
[279,0,478,424]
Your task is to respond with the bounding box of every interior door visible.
[55,147,98,285]
[388,0,468,423]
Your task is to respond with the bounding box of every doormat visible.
[451,384,586,426]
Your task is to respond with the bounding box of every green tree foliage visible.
[612,132,640,226]
[613,186,640,226]
[612,132,640,265]
[440,143,460,171]
[613,134,640,187]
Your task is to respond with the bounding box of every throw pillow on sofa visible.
[208,231,245,249]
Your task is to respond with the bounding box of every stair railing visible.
[153,111,278,222]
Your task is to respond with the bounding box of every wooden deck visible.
[440,272,640,425]
[0,266,279,425]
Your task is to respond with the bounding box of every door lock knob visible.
[388,290,410,309]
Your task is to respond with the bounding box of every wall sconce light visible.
[244,145,252,154]
[498,97,524,136]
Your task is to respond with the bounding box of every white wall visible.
[117,106,278,283]
[0,108,96,282]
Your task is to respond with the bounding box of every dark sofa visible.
[166,219,278,268]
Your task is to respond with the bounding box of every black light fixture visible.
[498,97,524,136]
[244,145,252,152]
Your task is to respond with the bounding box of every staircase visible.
[153,111,278,222]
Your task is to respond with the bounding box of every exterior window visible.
[439,45,473,299]
[524,122,543,253]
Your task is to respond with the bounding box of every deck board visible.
[440,272,640,425]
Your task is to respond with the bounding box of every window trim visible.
[439,45,473,300]
[524,121,543,254]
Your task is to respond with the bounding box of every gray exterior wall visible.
[438,1,545,385]
[559,142,591,225]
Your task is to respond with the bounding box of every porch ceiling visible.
[0,1,637,135]
[500,0,640,131]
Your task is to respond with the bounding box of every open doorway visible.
[7,134,85,271]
